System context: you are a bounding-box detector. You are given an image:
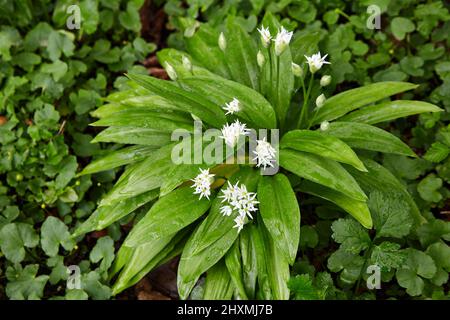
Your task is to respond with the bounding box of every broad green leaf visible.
[346,158,425,225]
[99,144,174,206]
[0,223,39,263]
[92,95,183,118]
[91,126,172,146]
[225,241,248,299]
[280,149,367,201]
[269,43,294,127]
[311,82,418,125]
[297,180,372,229]
[239,226,257,299]
[112,234,174,294]
[157,48,219,79]
[281,130,367,171]
[324,122,416,157]
[258,174,300,264]
[177,219,239,299]
[80,145,157,175]
[127,73,227,127]
[128,228,190,288]
[178,76,277,129]
[91,109,193,132]
[124,186,212,246]
[186,24,231,79]
[340,100,442,124]
[41,216,74,257]
[203,260,234,300]
[73,189,159,236]
[253,220,290,300]
[224,18,259,91]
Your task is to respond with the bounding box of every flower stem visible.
[297,72,314,129]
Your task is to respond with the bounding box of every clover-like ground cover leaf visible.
[0,222,39,263]
[89,236,115,277]
[417,174,443,203]
[6,264,49,300]
[426,242,450,286]
[40,216,75,257]
[416,219,450,247]
[396,249,437,296]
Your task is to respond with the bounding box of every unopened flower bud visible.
[257,50,265,68]
[182,56,192,71]
[316,94,326,108]
[292,63,303,77]
[218,32,226,51]
[320,75,332,87]
[165,63,177,81]
[320,121,330,131]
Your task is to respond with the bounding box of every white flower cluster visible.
[220,181,259,232]
[220,120,249,148]
[191,168,215,200]
[253,138,276,169]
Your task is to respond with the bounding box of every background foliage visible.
[0,0,154,299]
[0,0,449,299]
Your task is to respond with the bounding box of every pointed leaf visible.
[311,82,418,125]
[258,174,300,264]
[280,149,367,201]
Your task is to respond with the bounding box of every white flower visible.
[165,63,177,81]
[223,98,241,115]
[257,50,265,68]
[320,121,330,131]
[274,27,293,56]
[320,75,331,87]
[218,32,226,51]
[292,62,303,77]
[315,94,326,108]
[220,205,233,217]
[219,120,249,148]
[253,138,277,169]
[257,26,271,47]
[304,52,331,73]
[191,168,215,199]
[233,214,246,232]
[219,181,240,203]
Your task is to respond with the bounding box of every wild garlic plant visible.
[74,14,442,299]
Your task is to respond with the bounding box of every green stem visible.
[355,242,374,295]
[297,72,314,129]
